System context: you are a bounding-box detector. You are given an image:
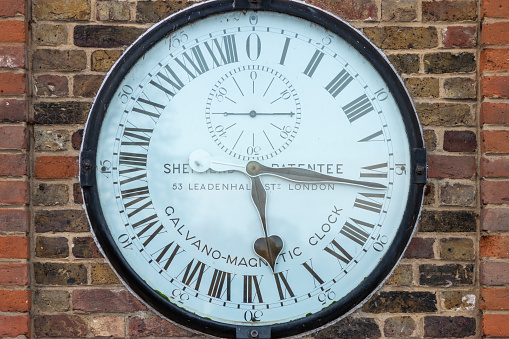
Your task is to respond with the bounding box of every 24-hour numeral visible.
[152,241,182,270]
[324,239,352,265]
[243,275,263,303]
[176,45,209,79]
[360,163,388,178]
[121,127,153,147]
[342,94,374,123]
[274,271,295,300]
[358,130,384,142]
[204,34,238,67]
[302,260,324,286]
[340,219,373,246]
[353,193,385,214]
[303,50,324,78]
[132,96,165,118]
[149,65,184,98]
[208,269,232,300]
[325,69,353,98]
[180,259,207,290]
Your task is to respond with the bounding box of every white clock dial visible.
[82,3,425,337]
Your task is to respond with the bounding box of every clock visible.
[80,0,427,337]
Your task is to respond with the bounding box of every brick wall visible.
[0,0,31,336]
[479,0,509,337]
[0,0,505,337]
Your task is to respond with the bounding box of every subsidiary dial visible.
[206,65,301,160]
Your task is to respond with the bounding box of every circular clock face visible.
[81,2,425,337]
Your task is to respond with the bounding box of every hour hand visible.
[189,150,247,175]
[246,161,386,189]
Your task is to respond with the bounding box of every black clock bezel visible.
[80,0,426,337]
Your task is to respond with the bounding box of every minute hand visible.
[246,161,386,190]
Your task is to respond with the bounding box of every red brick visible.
[483,0,509,18]
[442,26,476,48]
[482,130,509,153]
[0,153,27,176]
[0,290,30,312]
[404,237,434,259]
[443,130,476,152]
[427,155,476,178]
[481,49,509,72]
[34,315,87,337]
[481,102,509,125]
[480,235,509,258]
[482,208,509,231]
[0,45,25,68]
[480,288,509,309]
[73,289,146,312]
[482,22,509,45]
[128,315,196,337]
[482,181,509,204]
[35,156,79,178]
[481,262,509,285]
[482,157,509,177]
[0,209,28,232]
[0,263,28,285]
[0,99,25,122]
[0,72,25,95]
[0,20,25,43]
[482,314,509,337]
[482,76,509,98]
[0,0,24,16]
[0,181,28,204]
[0,236,28,258]
[0,315,29,337]
[0,126,27,149]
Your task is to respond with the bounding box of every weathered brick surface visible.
[128,315,198,337]
[0,72,26,94]
[0,264,28,285]
[482,22,509,45]
[422,1,476,22]
[73,289,146,312]
[424,316,476,338]
[34,315,88,337]
[0,315,29,337]
[0,236,28,258]
[483,0,509,18]
[480,288,509,309]
[0,209,29,232]
[0,181,28,204]
[483,314,509,337]
[427,155,475,178]
[0,45,25,68]
[442,26,476,48]
[32,0,91,21]
[0,290,30,312]
[419,210,476,232]
[0,99,26,122]
[34,262,87,285]
[0,20,25,43]
[0,153,27,176]
[482,181,509,204]
[364,26,438,49]
[0,0,24,16]
[482,208,509,231]
[482,102,509,125]
[482,76,509,98]
[482,262,509,285]
[34,156,79,178]
[419,264,474,286]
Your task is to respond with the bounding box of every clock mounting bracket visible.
[236,326,271,339]
[234,0,271,10]
[412,148,427,185]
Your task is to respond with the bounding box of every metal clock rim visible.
[80,0,426,337]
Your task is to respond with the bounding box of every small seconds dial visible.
[206,65,301,160]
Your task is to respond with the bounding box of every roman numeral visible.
[354,192,384,214]
[342,94,374,123]
[122,127,153,147]
[152,241,182,270]
[279,37,291,65]
[340,220,372,246]
[360,163,388,178]
[359,130,384,142]
[149,65,184,98]
[243,275,263,303]
[181,259,207,290]
[119,152,147,167]
[302,260,324,286]
[303,50,324,77]
[176,45,209,79]
[204,34,238,67]
[121,186,149,208]
[208,269,232,300]
[324,239,352,265]
[132,97,165,118]
[325,69,353,98]
[137,223,165,247]
[274,271,294,300]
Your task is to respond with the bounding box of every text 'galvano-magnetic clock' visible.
[80,0,427,337]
